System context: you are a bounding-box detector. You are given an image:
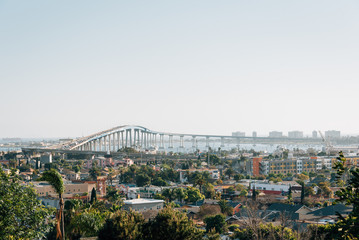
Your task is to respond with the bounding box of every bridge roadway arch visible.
[31,125,322,154]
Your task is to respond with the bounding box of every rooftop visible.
[124,198,164,205]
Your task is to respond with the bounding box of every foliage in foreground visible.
[230,223,297,240]
[309,151,359,239]
[0,166,54,239]
[99,207,203,240]
[98,209,144,240]
[204,214,226,234]
[143,207,204,240]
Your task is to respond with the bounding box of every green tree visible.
[329,151,359,237]
[203,183,216,199]
[300,182,305,204]
[89,166,101,180]
[209,154,221,165]
[309,151,359,239]
[234,174,244,181]
[317,181,332,198]
[106,186,121,205]
[194,173,206,193]
[186,187,205,203]
[252,186,257,201]
[142,207,203,240]
[231,223,297,240]
[218,199,233,216]
[69,208,106,238]
[0,167,54,239]
[72,165,81,173]
[152,177,168,186]
[107,167,116,186]
[153,193,166,200]
[205,228,221,240]
[304,186,315,197]
[297,173,309,181]
[90,187,97,204]
[309,171,317,180]
[162,188,176,202]
[40,169,66,240]
[287,186,292,202]
[98,209,144,240]
[204,214,226,234]
[174,187,187,203]
[225,168,235,179]
[136,173,151,187]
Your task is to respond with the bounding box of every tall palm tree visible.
[41,169,65,240]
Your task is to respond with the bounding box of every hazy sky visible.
[1,1,359,138]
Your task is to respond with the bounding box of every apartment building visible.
[269,131,283,138]
[288,131,303,138]
[33,181,96,198]
[246,157,263,177]
[259,157,331,175]
[331,156,359,168]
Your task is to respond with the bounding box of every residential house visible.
[123,198,164,212]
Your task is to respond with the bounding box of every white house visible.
[123,198,164,212]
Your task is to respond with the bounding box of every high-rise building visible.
[269,131,283,138]
[325,130,341,139]
[252,131,257,138]
[232,131,245,137]
[288,131,303,138]
[312,131,318,138]
[247,157,262,177]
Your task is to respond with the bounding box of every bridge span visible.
[22,125,322,154]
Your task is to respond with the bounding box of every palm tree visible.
[41,169,65,240]
[194,174,206,193]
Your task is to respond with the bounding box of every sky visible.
[1,1,359,138]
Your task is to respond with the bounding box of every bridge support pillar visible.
[137,130,141,148]
[99,138,102,151]
[159,134,164,149]
[108,134,112,152]
[133,130,137,148]
[112,133,116,152]
[104,136,108,152]
[169,135,173,148]
[125,130,129,148]
[153,133,157,147]
[140,130,143,149]
[129,130,133,147]
[148,132,151,147]
[192,136,196,148]
[180,136,184,148]
[221,137,225,147]
[121,131,124,149]
[206,137,210,148]
[117,132,121,150]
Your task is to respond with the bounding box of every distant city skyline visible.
[1,1,359,138]
[0,127,354,139]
